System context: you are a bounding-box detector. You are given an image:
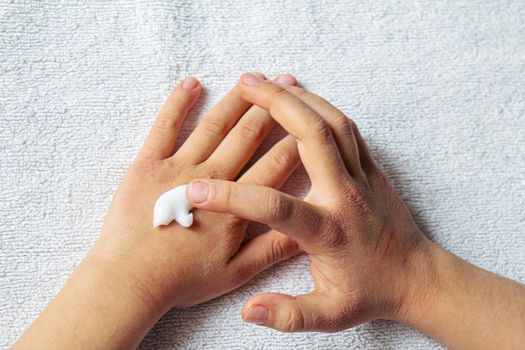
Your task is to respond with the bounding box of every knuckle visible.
[129,157,158,177]
[334,114,352,132]
[153,117,179,132]
[270,147,295,167]
[348,118,359,131]
[223,183,234,208]
[340,122,355,141]
[129,158,180,185]
[290,86,308,98]
[307,118,333,144]
[266,192,293,222]
[267,238,287,265]
[201,118,229,136]
[269,88,293,111]
[271,86,291,101]
[318,230,347,250]
[317,214,348,249]
[280,306,305,332]
[339,183,371,216]
[211,91,244,120]
[162,155,181,168]
[201,163,225,180]
[237,122,264,142]
[222,212,241,229]
[348,120,364,142]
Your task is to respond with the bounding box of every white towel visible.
[1,1,524,349]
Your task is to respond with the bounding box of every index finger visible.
[186,179,325,246]
[238,73,350,196]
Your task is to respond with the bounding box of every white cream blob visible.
[153,185,194,228]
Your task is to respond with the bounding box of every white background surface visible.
[1,1,524,349]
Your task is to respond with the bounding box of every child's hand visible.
[15,74,306,350]
[86,74,301,310]
[187,73,436,331]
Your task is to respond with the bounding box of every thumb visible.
[241,292,338,332]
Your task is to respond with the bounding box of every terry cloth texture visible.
[1,1,524,349]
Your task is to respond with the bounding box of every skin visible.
[13,73,525,350]
[186,73,525,349]
[13,74,303,349]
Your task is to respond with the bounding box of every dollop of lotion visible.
[153,185,194,228]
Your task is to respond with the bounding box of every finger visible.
[228,135,301,277]
[205,74,297,179]
[351,122,377,174]
[241,292,337,332]
[139,77,201,160]
[186,179,325,245]
[175,73,265,164]
[238,135,300,188]
[228,230,301,286]
[279,85,367,183]
[238,72,350,196]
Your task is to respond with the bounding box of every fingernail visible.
[242,72,263,86]
[182,77,198,90]
[244,305,269,325]
[276,74,297,86]
[188,181,209,203]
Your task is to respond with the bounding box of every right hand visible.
[186,73,438,332]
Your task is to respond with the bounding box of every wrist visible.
[389,238,525,349]
[68,257,167,346]
[81,249,170,318]
[389,239,444,326]
[14,253,168,350]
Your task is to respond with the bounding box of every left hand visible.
[85,73,301,310]
[14,74,303,350]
